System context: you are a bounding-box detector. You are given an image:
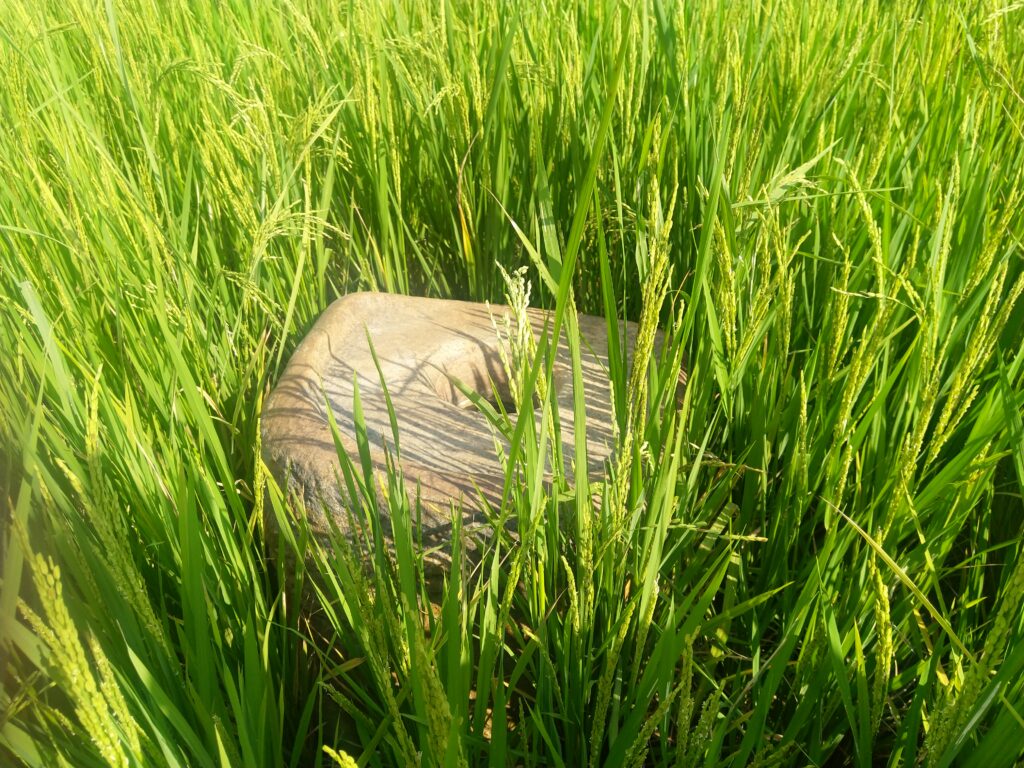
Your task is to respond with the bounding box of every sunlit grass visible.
[1,0,1023,765]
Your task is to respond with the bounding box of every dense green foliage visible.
[2,0,1023,765]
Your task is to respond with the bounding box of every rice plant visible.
[1,0,1023,765]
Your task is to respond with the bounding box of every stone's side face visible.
[260,292,651,549]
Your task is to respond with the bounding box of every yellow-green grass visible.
[1,0,1023,765]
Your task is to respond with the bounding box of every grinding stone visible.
[261,292,665,554]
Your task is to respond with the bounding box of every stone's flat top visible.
[261,292,643,541]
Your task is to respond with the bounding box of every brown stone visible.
[261,292,666,555]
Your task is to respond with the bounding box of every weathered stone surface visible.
[261,292,658,551]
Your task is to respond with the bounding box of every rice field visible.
[1,0,1023,765]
